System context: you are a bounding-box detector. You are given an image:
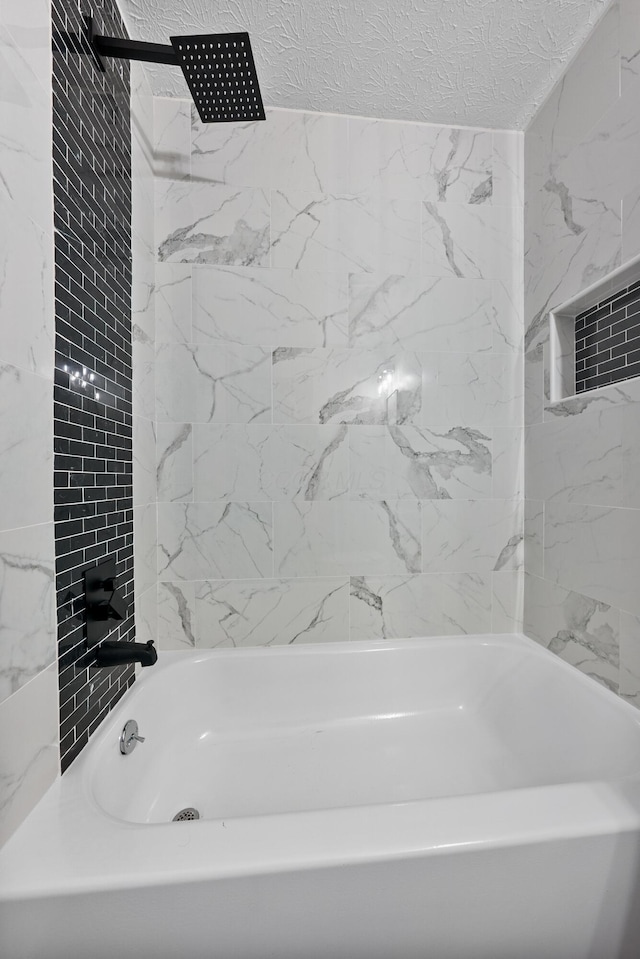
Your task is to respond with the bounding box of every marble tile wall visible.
[152,100,524,649]
[0,0,57,845]
[523,0,640,704]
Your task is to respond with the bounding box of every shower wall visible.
[151,103,524,647]
[523,0,640,700]
[0,0,57,845]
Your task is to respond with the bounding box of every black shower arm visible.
[93,35,178,66]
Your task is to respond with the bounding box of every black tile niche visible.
[52,0,135,771]
[575,279,640,393]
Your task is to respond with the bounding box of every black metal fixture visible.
[84,557,128,646]
[96,639,158,668]
[86,15,265,124]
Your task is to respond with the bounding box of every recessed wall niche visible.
[549,254,640,403]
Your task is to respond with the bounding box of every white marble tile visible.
[134,583,157,647]
[267,110,349,193]
[134,504,157,597]
[0,0,51,88]
[271,190,420,275]
[421,499,522,573]
[523,573,619,692]
[192,265,348,348]
[348,274,493,353]
[132,323,155,421]
[492,428,523,499]
[131,230,155,342]
[492,131,523,208]
[153,97,191,179]
[0,522,55,704]
[621,0,640,93]
[526,409,623,508]
[544,501,640,617]
[349,573,491,640]
[156,422,193,503]
[524,344,545,426]
[0,22,52,233]
[423,353,523,430]
[190,109,270,188]
[155,178,270,266]
[0,663,58,847]
[273,347,422,426]
[425,127,493,204]
[130,63,154,164]
[0,363,52,530]
[194,577,349,647]
[623,184,640,262]
[133,415,156,508]
[155,343,271,424]
[524,499,544,579]
[492,571,524,633]
[274,501,421,577]
[0,193,53,377]
[154,263,192,344]
[158,502,273,581]
[421,202,516,280]
[349,424,492,500]
[492,278,523,354]
[157,581,197,650]
[622,402,640,508]
[619,611,640,707]
[193,424,349,501]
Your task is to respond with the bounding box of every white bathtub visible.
[2,633,640,958]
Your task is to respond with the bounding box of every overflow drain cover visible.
[172,807,200,821]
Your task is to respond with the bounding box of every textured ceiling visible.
[120,0,613,130]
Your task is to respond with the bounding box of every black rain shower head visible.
[87,18,265,124]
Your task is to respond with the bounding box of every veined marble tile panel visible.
[492,279,523,354]
[132,323,155,421]
[421,499,522,573]
[526,410,623,508]
[134,583,158,647]
[623,184,640,261]
[524,343,545,426]
[153,97,190,179]
[619,610,640,707]
[157,502,273,581]
[133,504,157,597]
[0,664,58,848]
[544,502,640,617]
[524,499,544,579]
[349,573,491,640]
[193,424,349,502]
[155,343,271,424]
[0,22,52,233]
[274,501,421,577]
[192,265,348,348]
[622,402,640,508]
[492,132,523,208]
[421,202,518,280]
[492,428,523,500]
[266,110,349,194]
[157,580,197,649]
[155,178,270,266]
[194,577,349,647]
[0,522,55,704]
[272,347,422,426]
[156,422,193,503]
[271,190,420,275]
[154,263,192,344]
[1,0,51,87]
[348,424,492,500]
[492,570,524,633]
[130,63,154,165]
[133,415,156,508]
[0,193,53,377]
[621,0,640,94]
[348,274,493,353]
[523,572,619,692]
[423,352,523,430]
[0,363,52,530]
[131,230,155,342]
[191,109,269,187]
[347,119,492,203]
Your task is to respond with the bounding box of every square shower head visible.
[170,32,266,124]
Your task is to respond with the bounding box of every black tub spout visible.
[95,639,158,668]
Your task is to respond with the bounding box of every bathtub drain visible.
[172,807,200,821]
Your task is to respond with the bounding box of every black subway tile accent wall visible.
[575,279,640,393]
[52,0,135,771]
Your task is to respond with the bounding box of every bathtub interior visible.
[86,635,640,825]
